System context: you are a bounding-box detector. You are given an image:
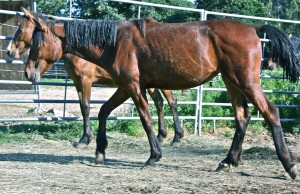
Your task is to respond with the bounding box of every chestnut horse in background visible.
[9,8,300,179]
[6,8,183,148]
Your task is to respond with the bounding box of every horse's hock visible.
[0,1,32,90]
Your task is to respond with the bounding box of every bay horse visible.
[14,11,300,179]
[6,8,183,148]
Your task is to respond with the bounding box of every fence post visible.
[138,6,141,19]
[36,84,41,108]
[197,85,204,135]
[63,75,68,118]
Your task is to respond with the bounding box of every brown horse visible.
[13,11,300,179]
[6,8,183,148]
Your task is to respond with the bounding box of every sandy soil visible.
[1,84,300,193]
[0,132,300,194]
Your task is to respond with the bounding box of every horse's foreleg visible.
[95,88,130,164]
[74,79,93,149]
[130,85,162,166]
[161,89,183,147]
[217,80,251,171]
[246,88,297,179]
[147,88,167,143]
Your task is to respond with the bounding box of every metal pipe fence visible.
[0,2,299,135]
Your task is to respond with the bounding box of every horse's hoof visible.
[73,142,88,149]
[142,160,156,169]
[287,165,297,180]
[216,162,230,172]
[95,153,105,165]
[171,141,181,147]
[142,163,155,170]
[145,157,157,167]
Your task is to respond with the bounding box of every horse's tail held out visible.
[256,25,300,82]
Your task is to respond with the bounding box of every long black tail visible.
[256,25,300,82]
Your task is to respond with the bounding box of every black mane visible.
[64,20,118,49]
[63,18,151,49]
[31,29,45,48]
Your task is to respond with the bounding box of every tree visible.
[37,0,198,22]
[36,0,70,17]
[262,0,300,36]
[195,0,270,23]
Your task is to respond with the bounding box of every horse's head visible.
[25,18,63,82]
[6,7,37,58]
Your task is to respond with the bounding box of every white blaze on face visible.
[6,27,19,58]
[6,35,13,51]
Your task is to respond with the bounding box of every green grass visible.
[0,120,148,145]
[0,121,90,145]
[40,78,68,83]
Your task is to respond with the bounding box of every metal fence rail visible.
[1,2,299,135]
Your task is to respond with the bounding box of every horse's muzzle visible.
[6,49,18,59]
[24,71,37,82]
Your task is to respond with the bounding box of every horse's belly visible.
[145,63,217,90]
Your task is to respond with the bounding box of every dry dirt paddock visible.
[0,132,300,194]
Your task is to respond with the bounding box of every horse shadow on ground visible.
[173,144,296,162]
[0,152,293,180]
[171,145,229,156]
[0,152,146,168]
[0,153,94,164]
[234,171,289,180]
[0,151,209,171]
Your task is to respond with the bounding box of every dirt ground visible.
[0,131,300,194]
[1,85,300,193]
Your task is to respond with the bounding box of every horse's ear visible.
[33,17,47,32]
[21,7,32,18]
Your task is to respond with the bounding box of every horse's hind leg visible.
[160,89,183,147]
[243,87,297,179]
[219,74,297,179]
[147,88,167,143]
[216,78,251,171]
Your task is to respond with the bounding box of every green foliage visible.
[73,0,125,19]
[36,0,70,17]
[0,121,85,144]
[196,0,270,22]
[106,120,145,136]
[224,129,234,138]
[37,0,197,22]
[195,0,270,24]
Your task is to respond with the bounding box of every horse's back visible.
[137,20,260,88]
